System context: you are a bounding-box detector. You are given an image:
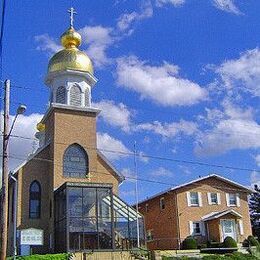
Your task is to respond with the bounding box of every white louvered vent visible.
[70,85,81,106]
[56,86,66,104]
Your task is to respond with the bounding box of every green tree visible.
[249,184,260,239]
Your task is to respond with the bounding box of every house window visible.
[63,144,89,178]
[159,197,165,210]
[190,192,199,206]
[229,193,237,206]
[29,181,41,219]
[147,230,153,241]
[210,193,218,204]
[70,85,81,106]
[193,222,201,235]
[56,86,66,104]
[145,203,149,213]
[207,192,220,205]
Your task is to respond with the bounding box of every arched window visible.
[29,181,41,219]
[56,86,66,104]
[70,85,81,106]
[63,144,88,178]
[85,89,90,107]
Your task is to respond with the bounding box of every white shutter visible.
[198,192,203,207]
[226,193,230,206]
[189,221,193,235]
[207,193,212,205]
[236,193,240,207]
[187,192,191,206]
[239,220,244,235]
[217,193,221,205]
[200,221,206,236]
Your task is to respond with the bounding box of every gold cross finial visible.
[68,7,77,28]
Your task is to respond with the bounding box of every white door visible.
[221,219,236,241]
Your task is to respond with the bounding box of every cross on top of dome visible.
[68,7,77,28]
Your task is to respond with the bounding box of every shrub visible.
[182,237,197,249]
[248,235,260,246]
[198,243,207,249]
[210,242,223,248]
[242,239,250,247]
[7,253,72,260]
[223,236,237,248]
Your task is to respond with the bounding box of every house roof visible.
[202,209,242,221]
[138,174,254,205]
[10,142,51,175]
[97,150,125,183]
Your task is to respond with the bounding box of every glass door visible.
[221,219,236,241]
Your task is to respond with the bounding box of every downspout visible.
[174,191,181,249]
[10,174,18,259]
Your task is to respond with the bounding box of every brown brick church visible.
[6,15,144,256]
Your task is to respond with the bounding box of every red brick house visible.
[138,174,253,250]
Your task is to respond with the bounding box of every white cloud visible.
[117,1,153,33]
[135,119,198,138]
[215,48,260,97]
[116,56,207,106]
[35,26,115,68]
[93,100,133,132]
[155,0,185,7]
[195,101,260,156]
[255,154,260,167]
[151,167,173,177]
[0,113,43,174]
[34,34,61,55]
[97,132,131,161]
[213,0,242,15]
[250,171,260,187]
[79,26,115,68]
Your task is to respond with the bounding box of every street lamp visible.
[1,79,26,260]
[8,104,26,260]
[7,105,27,142]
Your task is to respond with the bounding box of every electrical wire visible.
[6,152,254,193]
[4,133,260,173]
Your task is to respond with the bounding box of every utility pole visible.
[0,79,10,260]
[134,141,140,248]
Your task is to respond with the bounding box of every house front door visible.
[221,219,236,241]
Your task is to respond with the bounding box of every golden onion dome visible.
[47,27,93,75]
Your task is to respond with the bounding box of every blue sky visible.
[1,0,260,204]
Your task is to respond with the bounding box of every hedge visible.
[181,237,197,249]
[247,235,260,247]
[7,253,71,260]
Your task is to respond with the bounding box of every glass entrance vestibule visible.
[54,182,145,252]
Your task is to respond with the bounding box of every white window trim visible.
[189,221,205,236]
[187,191,200,207]
[226,193,240,207]
[159,197,165,210]
[238,220,244,235]
[207,192,221,205]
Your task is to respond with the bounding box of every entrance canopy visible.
[202,209,242,222]
[54,182,145,252]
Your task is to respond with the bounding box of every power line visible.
[1,80,259,132]
[6,152,254,193]
[4,134,260,173]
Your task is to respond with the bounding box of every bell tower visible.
[37,8,103,189]
[45,7,97,108]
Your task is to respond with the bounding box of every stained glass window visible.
[63,144,88,178]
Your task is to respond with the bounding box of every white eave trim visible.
[41,103,101,123]
[202,209,242,221]
[11,142,51,175]
[97,150,125,183]
[45,69,98,87]
[138,173,253,205]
